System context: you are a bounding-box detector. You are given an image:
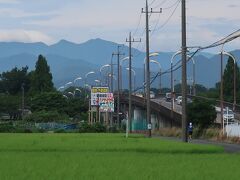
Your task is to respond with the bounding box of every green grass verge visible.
[0,133,239,180]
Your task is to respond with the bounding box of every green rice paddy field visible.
[0,133,239,180]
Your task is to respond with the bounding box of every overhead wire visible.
[149,0,157,6]
[133,29,240,92]
[152,0,181,32]
[152,0,168,9]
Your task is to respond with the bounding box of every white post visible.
[126,112,129,138]
[226,107,229,137]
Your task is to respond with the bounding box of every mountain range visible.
[0,38,239,89]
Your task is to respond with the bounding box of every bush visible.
[24,111,69,123]
[187,99,216,129]
[154,128,182,137]
[93,123,106,133]
[79,122,106,133]
[204,128,220,139]
[54,129,66,133]
[108,126,120,133]
[0,122,15,133]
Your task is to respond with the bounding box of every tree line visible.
[0,55,88,122]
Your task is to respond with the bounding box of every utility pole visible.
[126,32,141,133]
[21,83,25,118]
[181,0,188,142]
[220,51,224,132]
[113,46,124,128]
[110,54,114,93]
[142,0,162,138]
[110,53,114,127]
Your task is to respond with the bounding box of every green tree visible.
[187,99,216,129]
[30,55,54,93]
[0,95,21,120]
[222,56,240,102]
[31,92,67,113]
[64,98,88,118]
[0,66,30,95]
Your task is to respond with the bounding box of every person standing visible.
[188,122,193,141]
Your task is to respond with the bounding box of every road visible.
[153,136,240,153]
[151,97,182,114]
[151,97,240,123]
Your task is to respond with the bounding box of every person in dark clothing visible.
[188,122,193,141]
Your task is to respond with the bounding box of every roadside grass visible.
[0,133,239,180]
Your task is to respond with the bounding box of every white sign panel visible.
[99,93,114,112]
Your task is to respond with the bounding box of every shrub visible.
[0,122,15,133]
[79,122,106,133]
[187,99,216,129]
[93,123,106,133]
[204,128,220,139]
[24,111,69,123]
[154,128,182,137]
[54,129,66,133]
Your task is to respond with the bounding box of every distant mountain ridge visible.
[0,39,239,88]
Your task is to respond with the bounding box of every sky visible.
[0,0,239,53]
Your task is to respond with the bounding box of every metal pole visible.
[234,59,236,111]
[88,98,91,124]
[111,54,114,93]
[21,83,25,118]
[142,1,161,137]
[193,59,196,96]
[159,68,161,94]
[110,54,114,127]
[145,0,151,137]
[117,46,121,128]
[126,34,140,133]
[134,73,136,94]
[129,32,132,133]
[181,0,188,142]
[143,63,146,95]
[171,61,173,112]
[120,64,122,92]
[220,51,224,132]
[222,52,237,111]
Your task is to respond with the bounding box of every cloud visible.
[0,29,54,44]
[0,0,19,4]
[0,8,57,19]
[228,4,238,8]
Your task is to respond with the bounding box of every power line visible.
[132,13,143,37]
[152,0,168,9]
[133,29,240,93]
[149,0,157,6]
[162,0,181,10]
[152,0,181,33]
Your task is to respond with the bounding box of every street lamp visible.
[68,91,74,97]
[85,71,95,88]
[100,64,111,86]
[58,86,65,91]
[126,67,136,93]
[74,77,82,86]
[144,52,159,94]
[145,52,159,137]
[171,50,182,114]
[150,59,162,94]
[74,88,82,96]
[170,51,194,111]
[120,57,130,91]
[65,81,73,88]
[63,95,68,99]
[219,51,237,111]
[94,79,101,86]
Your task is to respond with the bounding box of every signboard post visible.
[90,87,114,124]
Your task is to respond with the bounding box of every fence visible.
[226,123,240,137]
